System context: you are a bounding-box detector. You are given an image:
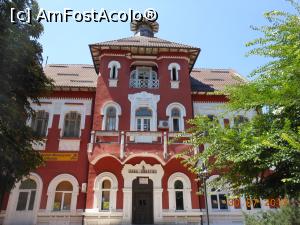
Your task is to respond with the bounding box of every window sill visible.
[60,137,81,140]
[108,79,118,87]
[170,80,180,89]
[58,139,81,151]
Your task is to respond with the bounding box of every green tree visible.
[244,205,300,225]
[0,0,52,207]
[181,0,300,199]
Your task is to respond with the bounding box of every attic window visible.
[210,70,230,73]
[149,40,171,44]
[70,80,94,83]
[204,78,225,81]
[57,73,79,76]
[49,65,68,68]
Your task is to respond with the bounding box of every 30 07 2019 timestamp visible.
[223,197,289,209]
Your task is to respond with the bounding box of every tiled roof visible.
[44,64,246,92]
[44,64,97,89]
[90,36,197,49]
[190,68,246,92]
[89,36,200,74]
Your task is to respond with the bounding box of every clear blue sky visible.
[38,0,295,78]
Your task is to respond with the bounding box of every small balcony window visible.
[129,67,159,89]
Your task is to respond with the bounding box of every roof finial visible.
[130,18,159,37]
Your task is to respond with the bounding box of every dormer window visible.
[108,61,121,87]
[168,63,180,89]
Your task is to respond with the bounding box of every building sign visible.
[41,153,78,161]
[128,165,157,174]
[139,177,149,184]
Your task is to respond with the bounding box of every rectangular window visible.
[16,192,29,211]
[143,119,150,131]
[137,119,142,131]
[53,192,62,211]
[28,190,36,210]
[101,191,110,210]
[63,193,71,210]
[173,118,180,132]
[219,194,228,209]
[106,117,116,130]
[172,68,177,81]
[210,195,218,209]
[175,191,184,210]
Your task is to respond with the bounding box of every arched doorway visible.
[132,177,153,224]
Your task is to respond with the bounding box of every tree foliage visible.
[181,0,300,199]
[244,205,300,225]
[0,0,52,204]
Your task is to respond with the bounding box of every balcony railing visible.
[88,130,193,160]
[129,79,159,89]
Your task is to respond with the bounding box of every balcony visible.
[129,79,159,89]
[87,130,193,161]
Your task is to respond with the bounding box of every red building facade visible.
[1,21,265,225]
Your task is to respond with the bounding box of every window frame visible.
[166,103,186,132]
[31,110,49,137]
[94,172,118,211]
[101,102,122,131]
[62,111,82,138]
[46,174,79,212]
[53,181,73,211]
[108,61,121,80]
[167,172,192,211]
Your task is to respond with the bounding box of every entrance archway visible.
[132,177,153,224]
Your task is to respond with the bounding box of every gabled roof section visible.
[190,68,247,92]
[44,64,97,91]
[89,36,200,74]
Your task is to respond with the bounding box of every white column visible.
[120,131,125,159]
[122,188,132,223]
[153,188,163,223]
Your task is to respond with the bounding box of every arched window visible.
[63,111,81,138]
[16,179,37,211]
[94,172,118,211]
[101,180,111,210]
[31,110,49,137]
[101,102,122,131]
[174,180,184,210]
[171,108,181,132]
[167,172,192,211]
[172,67,177,81]
[108,61,121,79]
[105,107,117,131]
[168,63,180,81]
[53,181,73,211]
[46,174,79,212]
[111,66,117,79]
[166,103,186,132]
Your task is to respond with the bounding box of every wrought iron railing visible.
[129,79,159,89]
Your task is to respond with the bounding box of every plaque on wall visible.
[139,177,149,184]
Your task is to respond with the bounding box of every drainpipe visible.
[120,131,125,159]
[163,132,167,159]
